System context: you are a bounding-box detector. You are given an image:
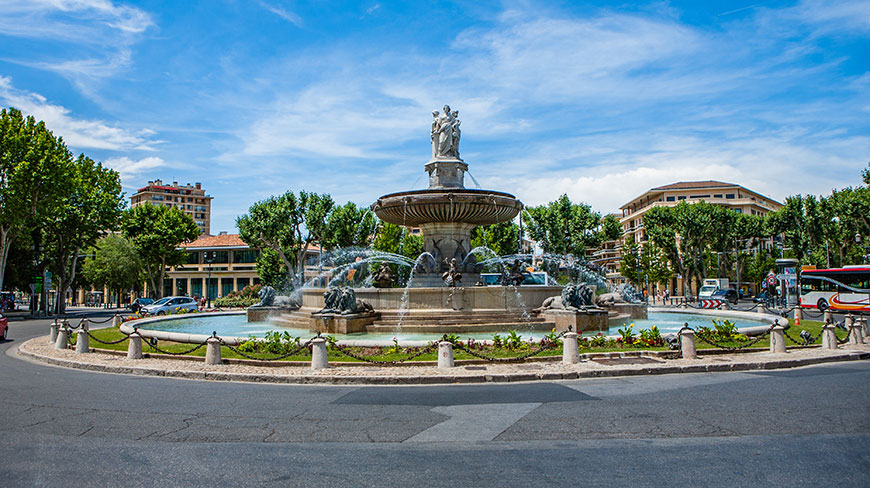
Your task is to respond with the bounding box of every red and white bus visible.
[799,266,870,312]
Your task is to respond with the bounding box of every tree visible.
[371,222,423,260]
[82,235,142,306]
[323,202,377,250]
[598,214,623,242]
[470,221,520,256]
[121,203,200,298]
[619,235,672,292]
[44,155,124,313]
[237,191,334,288]
[523,194,601,256]
[255,247,289,289]
[619,235,642,285]
[0,107,72,292]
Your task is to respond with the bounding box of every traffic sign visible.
[29,283,38,294]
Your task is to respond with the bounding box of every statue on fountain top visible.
[430,105,461,160]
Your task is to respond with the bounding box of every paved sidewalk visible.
[18,336,870,385]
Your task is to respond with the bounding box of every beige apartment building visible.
[598,181,782,294]
[131,179,213,235]
[620,181,782,244]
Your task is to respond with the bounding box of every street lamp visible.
[204,251,217,308]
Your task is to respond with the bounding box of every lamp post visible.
[204,251,217,308]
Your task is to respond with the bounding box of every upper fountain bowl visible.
[371,188,522,227]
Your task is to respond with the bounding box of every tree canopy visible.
[121,203,200,298]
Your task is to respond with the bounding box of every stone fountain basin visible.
[371,189,522,226]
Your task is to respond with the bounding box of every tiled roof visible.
[650,180,736,191]
[180,234,247,248]
[179,234,323,251]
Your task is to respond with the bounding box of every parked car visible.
[0,313,8,341]
[129,297,155,313]
[697,285,719,299]
[142,296,199,315]
[710,288,739,304]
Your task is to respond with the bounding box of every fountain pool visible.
[135,311,772,343]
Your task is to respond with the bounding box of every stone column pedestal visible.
[127,334,143,359]
[680,329,696,359]
[54,328,69,350]
[49,321,59,344]
[770,326,786,353]
[75,330,89,354]
[438,341,454,369]
[821,324,838,350]
[310,337,328,370]
[562,332,580,364]
[205,337,222,365]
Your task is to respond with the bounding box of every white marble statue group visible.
[431,105,461,160]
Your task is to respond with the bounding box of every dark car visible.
[129,298,154,313]
[711,288,739,304]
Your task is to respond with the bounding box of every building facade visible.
[164,234,325,299]
[619,181,782,244]
[131,179,213,235]
[607,181,783,295]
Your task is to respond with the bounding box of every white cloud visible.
[0,0,153,41]
[104,156,169,180]
[0,76,160,151]
[259,1,303,27]
[0,0,153,97]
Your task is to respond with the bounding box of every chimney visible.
[195,182,201,189]
[219,231,227,236]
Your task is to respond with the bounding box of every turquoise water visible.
[140,312,767,342]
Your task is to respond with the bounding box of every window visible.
[666,196,675,202]
[233,249,259,263]
[186,251,200,265]
[734,208,742,213]
[726,194,735,199]
[713,194,723,198]
[689,194,710,199]
[677,196,686,200]
[213,251,229,263]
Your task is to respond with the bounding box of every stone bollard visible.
[205,337,222,365]
[49,320,59,344]
[680,328,696,359]
[75,329,90,353]
[821,324,838,350]
[562,332,580,364]
[438,341,455,368]
[310,337,328,370]
[681,299,688,309]
[847,315,864,345]
[862,316,870,341]
[770,325,786,353]
[823,310,832,325]
[112,314,121,328]
[127,332,143,359]
[54,326,69,350]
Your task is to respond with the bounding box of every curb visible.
[17,342,870,385]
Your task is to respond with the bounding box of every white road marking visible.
[404,402,541,443]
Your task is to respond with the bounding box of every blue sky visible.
[1,0,868,233]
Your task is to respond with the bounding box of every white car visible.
[698,285,718,299]
[143,296,199,315]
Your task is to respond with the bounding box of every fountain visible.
[255,105,624,335]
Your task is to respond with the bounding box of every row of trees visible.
[1,107,203,312]
[621,164,870,295]
[236,190,623,289]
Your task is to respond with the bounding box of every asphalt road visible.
[1,311,868,487]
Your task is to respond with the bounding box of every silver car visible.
[142,296,199,315]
